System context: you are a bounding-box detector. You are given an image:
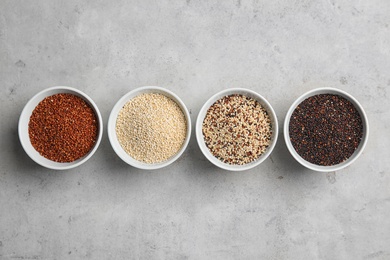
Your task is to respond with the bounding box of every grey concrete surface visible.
[1,0,389,259]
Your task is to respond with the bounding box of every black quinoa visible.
[289,94,363,166]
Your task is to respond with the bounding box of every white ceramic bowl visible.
[196,88,278,171]
[108,86,191,170]
[284,87,369,172]
[18,86,103,170]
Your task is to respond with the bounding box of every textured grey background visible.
[1,0,389,259]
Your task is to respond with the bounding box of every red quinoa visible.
[28,93,98,163]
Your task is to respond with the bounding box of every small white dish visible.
[107,86,191,170]
[196,88,278,171]
[18,86,103,170]
[284,87,369,172]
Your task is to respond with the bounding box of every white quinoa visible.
[202,94,272,165]
[116,93,187,164]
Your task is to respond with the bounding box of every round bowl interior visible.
[107,86,191,170]
[196,88,278,171]
[283,87,369,172]
[18,86,103,170]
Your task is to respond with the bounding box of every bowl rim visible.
[195,88,279,171]
[283,87,369,172]
[107,86,192,170]
[18,86,103,170]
